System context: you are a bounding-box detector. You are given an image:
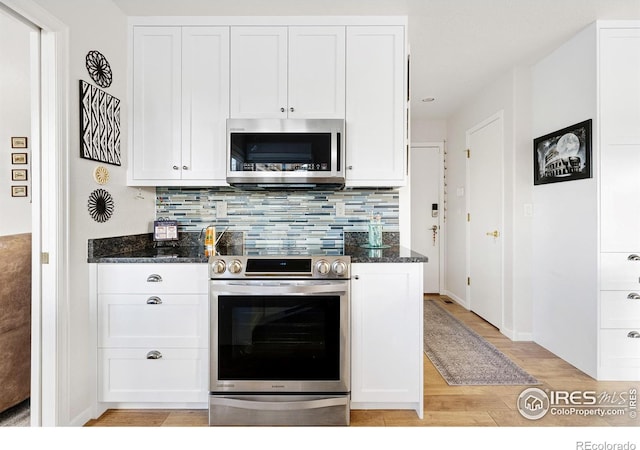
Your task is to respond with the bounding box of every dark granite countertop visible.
[88,232,428,264]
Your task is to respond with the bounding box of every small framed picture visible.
[11,153,28,164]
[11,186,28,197]
[11,169,27,181]
[11,137,28,148]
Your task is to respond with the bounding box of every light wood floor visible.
[85,295,638,427]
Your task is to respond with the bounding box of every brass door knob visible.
[485,230,500,238]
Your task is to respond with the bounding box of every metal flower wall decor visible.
[85,50,113,88]
[88,188,115,223]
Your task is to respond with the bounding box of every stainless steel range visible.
[208,254,351,426]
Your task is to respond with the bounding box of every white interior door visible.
[410,144,443,294]
[467,113,503,328]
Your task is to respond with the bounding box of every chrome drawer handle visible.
[628,254,640,261]
[146,296,162,305]
[146,350,163,359]
[628,293,640,300]
[628,331,640,339]
[146,274,162,282]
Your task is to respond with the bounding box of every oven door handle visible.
[210,396,348,411]
[211,281,348,295]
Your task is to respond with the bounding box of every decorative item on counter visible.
[79,80,121,166]
[85,50,113,88]
[368,214,383,248]
[87,188,114,223]
[204,225,215,257]
[93,165,110,185]
[153,218,179,242]
[360,214,390,249]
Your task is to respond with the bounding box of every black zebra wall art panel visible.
[79,80,121,166]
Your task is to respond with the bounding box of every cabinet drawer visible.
[97,264,208,294]
[600,253,640,290]
[599,329,640,375]
[600,291,640,328]
[98,348,208,403]
[98,294,208,348]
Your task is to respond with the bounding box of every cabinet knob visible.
[347,165,353,170]
[628,331,640,339]
[146,274,163,283]
[627,293,640,300]
[354,275,359,280]
[146,350,163,359]
[280,107,285,112]
[146,296,162,305]
[182,165,188,170]
[172,165,179,170]
[290,107,294,112]
[628,254,640,261]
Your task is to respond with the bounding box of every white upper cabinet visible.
[230,26,346,119]
[599,27,640,252]
[345,26,407,187]
[130,26,230,186]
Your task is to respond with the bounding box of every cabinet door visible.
[350,263,423,410]
[288,26,345,118]
[132,27,182,181]
[230,27,288,118]
[181,27,230,184]
[345,26,406,187]
[599,28,640,251]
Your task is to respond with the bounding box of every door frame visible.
[410,141,446,294]
[465,111,505,329]
[2,0,69,426]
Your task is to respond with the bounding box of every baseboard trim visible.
[443,290,468,309]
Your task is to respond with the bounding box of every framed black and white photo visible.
[79,80,121,166]
[11,137,27,148]
[534,119,592,185]
[11,186,28,197]
[12,169,27,181]
[11,153,28,165]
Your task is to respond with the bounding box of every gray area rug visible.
[424,300,540,385]
[0,399,30,427]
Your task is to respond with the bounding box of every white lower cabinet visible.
[96,264,209,405]
[350,263,423,418]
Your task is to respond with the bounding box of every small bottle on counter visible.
[204,226,215,257]
[368,214,383,248]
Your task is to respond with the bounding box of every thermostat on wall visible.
[153,219,178,241]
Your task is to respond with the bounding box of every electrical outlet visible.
[217,201,227,219]
[335,201,345,217]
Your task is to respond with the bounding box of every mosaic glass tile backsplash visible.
[156,187,399,249]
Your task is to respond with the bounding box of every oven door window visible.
[218,295,340,380]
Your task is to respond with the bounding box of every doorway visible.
[410,142,445,294]
[466,112,504,329]
[1,0,69,426]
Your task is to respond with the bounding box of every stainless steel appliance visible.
[209,254,351,426]
[226,118,345,187]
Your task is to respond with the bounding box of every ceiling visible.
[112,0,640,121]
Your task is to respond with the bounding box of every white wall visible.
[0,12,32,236]
[445,66,533,339]
[31,0,156,425]
[531,24,598,377]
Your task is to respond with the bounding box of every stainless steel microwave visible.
[226,118,345,188]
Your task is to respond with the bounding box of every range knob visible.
[228,259,243,274]
[331,260,347,276]
[211,259,226,275]
[315,259,330,275]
